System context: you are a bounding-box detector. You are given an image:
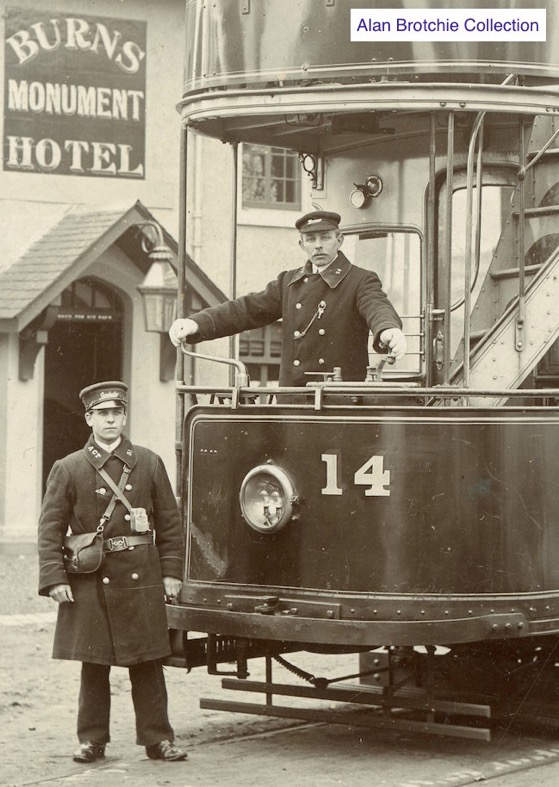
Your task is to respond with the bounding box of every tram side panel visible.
[171,405,559,649]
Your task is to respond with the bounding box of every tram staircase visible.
[450,115,559,405]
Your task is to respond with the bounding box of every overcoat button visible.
[295,302,302,309]
[124,514,131,521]
[303,277,308,283]
[293,360,301,367]
[319,328,325,336]
[131,573,139,580]
[125,484,132,491]
[102,577,110,584]
[319,358,325,365]
[294,330,301,338]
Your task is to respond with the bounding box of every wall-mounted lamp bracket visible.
[300,153,324,191]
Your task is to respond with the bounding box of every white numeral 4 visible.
[354,455,391,496]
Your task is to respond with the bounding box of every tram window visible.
[242,144,301,210]
[343,230,422,375]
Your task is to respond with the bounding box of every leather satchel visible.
[62,465,132,574]
[63,531,103,574]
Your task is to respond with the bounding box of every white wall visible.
[1,336,44,542]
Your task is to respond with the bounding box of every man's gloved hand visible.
[379,328,407,360]
[163,577,183,600]
[49,584,74,603]
[168,318,199,347]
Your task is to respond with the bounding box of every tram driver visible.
[169,211,406,385]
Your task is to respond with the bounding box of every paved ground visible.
[5,550,559,786]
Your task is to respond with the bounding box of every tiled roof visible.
[0,207,133,325]
[0,200,225,333]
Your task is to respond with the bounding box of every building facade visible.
[0,0,310,544]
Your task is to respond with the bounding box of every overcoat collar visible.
[83,434,138,470]
[288,251,352,289]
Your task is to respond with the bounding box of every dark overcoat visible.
[38,435,184,666]
[190,252,402,386]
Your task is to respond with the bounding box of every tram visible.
[165,0,559,739]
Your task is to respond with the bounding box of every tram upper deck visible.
[177,0,559,398]
[181,0,559,142]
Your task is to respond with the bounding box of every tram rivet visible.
[468,610,473,615]
[492,624,499,630]
[421,610,426,615]
[326,610,334,618]
[350,609,355,614]
[518,622,524,628]
[374,673,381,681]
[226,603,233,609]
[374,659,380,666]
[505,623,512,630]
[445,610,449,615]
[440,101,447,107]
[397,610,402,615]
[373,610,378,615]
[460,102,466,108]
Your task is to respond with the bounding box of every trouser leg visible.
[77,663,111,744]
[129,659,174,746]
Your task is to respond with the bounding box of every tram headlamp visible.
[349,175,383,209]
[239,465,298,534]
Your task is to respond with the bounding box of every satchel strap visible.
[97,465,133,513]
[97,466,132,531]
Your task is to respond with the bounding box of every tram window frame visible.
[342,227,423,376]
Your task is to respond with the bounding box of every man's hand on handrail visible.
[169,318,199,347]
[379,328,407,360]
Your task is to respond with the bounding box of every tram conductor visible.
[169,210,406,384]
[38,381,187,764]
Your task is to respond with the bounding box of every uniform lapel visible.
[83,435,137,470]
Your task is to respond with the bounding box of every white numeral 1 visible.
[354,455,391,496]
[321,453,343,495]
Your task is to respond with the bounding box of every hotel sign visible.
[3,7,146,178]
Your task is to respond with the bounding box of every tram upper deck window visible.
[343,230,422,376]
[242,144,301,211]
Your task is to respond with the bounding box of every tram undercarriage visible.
[166,630,559,741]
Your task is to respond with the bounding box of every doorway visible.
[43,278,123,488]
